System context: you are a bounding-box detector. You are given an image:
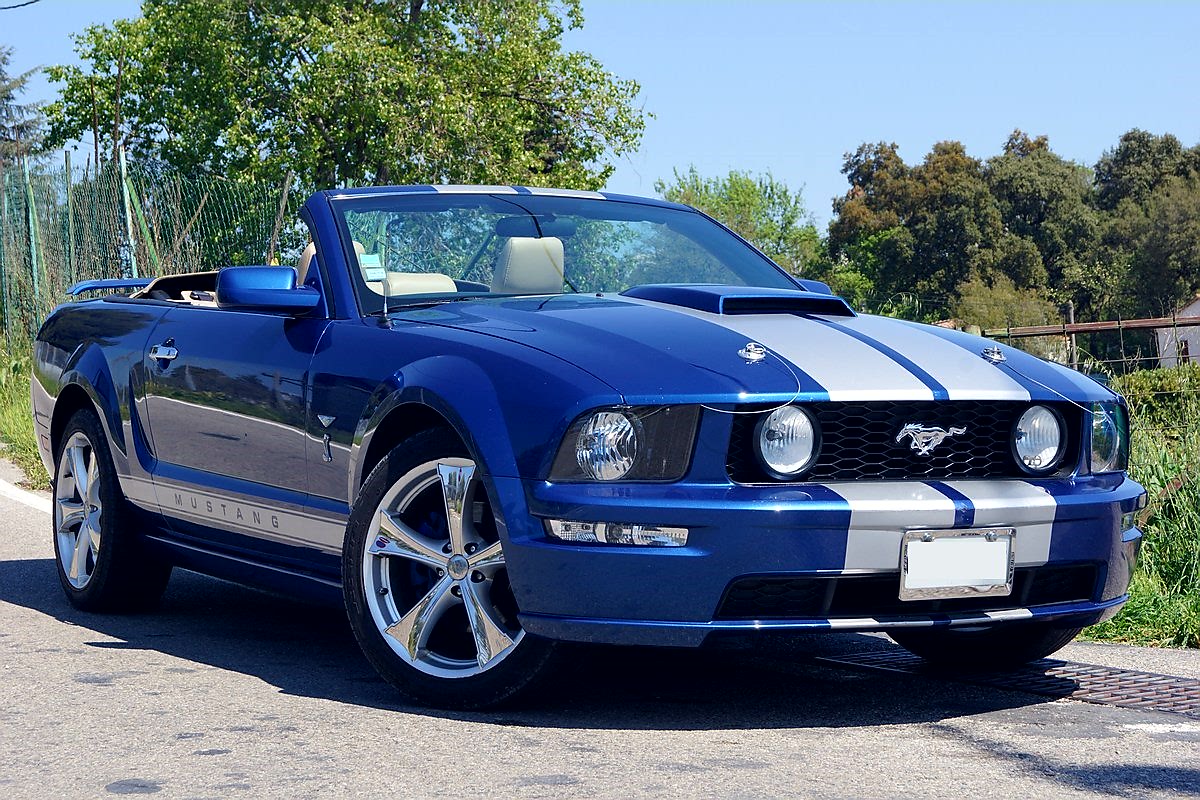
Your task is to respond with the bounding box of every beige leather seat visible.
[296,242,316,284]
[355,242,458,296]
[370,272,458,295]
[491,237,565,294]
[302,240,458,297]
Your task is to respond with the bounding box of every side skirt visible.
[145,532,344,607]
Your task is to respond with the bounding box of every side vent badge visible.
[739,342,767,363]
[317,415,336,463]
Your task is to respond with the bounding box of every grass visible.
[0,342,47,492]
[0,342,1194,647]
[1083,367,1200,648]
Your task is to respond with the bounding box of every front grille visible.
[715,563,1100,620]
[727,400,1079,483]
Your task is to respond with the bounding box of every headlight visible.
[575,411,640,481]
[1013,405,1064,474]
[754,405,819,478]
[549,406,700,482]
[1091,403,1128,473]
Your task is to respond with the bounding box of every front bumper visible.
[494,474,1145,647]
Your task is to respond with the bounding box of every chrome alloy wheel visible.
[55,431,103,589]
[362,457,523,678]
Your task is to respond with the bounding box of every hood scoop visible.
[621,284,855,317]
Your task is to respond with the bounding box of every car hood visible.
[393,287,1115,405]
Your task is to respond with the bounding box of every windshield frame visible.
[328,190,801,317]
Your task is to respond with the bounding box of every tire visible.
[52,408,172,611]
[342,429,558,709]
[887,621,1083,668]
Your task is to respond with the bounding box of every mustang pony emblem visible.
[896,423,967,456]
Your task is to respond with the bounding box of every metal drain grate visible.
[818,650,1200,718]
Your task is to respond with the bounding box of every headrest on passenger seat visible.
[491,237,565,295]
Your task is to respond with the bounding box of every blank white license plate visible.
[900,528,1014,601]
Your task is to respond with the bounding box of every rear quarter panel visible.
[34,298,171,477]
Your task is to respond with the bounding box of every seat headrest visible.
[296,241,316,284]
[491,237,564,295]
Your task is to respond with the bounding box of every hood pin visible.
[739,342,767,363]
[981,346,1007,364]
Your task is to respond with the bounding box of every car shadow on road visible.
[2,557,1071,731]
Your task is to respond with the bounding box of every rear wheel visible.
[52,408,172,611]
[342,429,557,709]
[887,621,1083,667]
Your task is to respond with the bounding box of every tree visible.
[1094,129,1199,211]
[984,129,1099,294]
[1106,175,1200,318]
[0,45,43,168]
[655,166,820,276]
[45,0,645,190]
[950,275,1065,359]
[827,140,1007,318]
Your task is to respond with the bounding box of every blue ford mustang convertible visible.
[32,186,1146,708]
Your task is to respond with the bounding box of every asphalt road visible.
[1,468,1199,799]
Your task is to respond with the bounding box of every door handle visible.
[150,340,178,362]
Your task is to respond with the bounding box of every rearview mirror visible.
[216,266,321,313]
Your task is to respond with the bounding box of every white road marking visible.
[0,475,51,515]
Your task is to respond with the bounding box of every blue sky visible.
[5,0,1199,226]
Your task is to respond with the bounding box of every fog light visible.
[1013,405,1064,474]
[545,519,688,547]
[1121,512,1137,531]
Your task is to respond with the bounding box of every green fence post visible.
[119,147,139,279]
[124,171,160,274]
[0,165,9,342]
[65,150,75,285]
[24,159,42,309]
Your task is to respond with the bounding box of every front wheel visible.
[887,621,1083,668]
[342,429,557,709]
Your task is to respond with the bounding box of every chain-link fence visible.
[0,154,301,340]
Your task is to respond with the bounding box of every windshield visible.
[330,192,797,314]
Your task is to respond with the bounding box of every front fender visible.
[350,356,514,499]
[349,354,620,499]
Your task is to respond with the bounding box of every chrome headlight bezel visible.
[548,405,700,482]
[1011,404,1066,476]
[1090,402,1129,474]
[753,404,821,480]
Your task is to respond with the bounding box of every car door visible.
[141,305,330,542]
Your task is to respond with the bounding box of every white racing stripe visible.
[826,609,1034,628]
[940,480,1058,566]
[618,296,935,400]
[829,482,958,570]
[720,315,936,400]
[839,315,1032,401]
[431,185,519,194]
[984,608,1035,621]
[830,480,1059,571]
[828,617,881,629]
[527,187,606,199]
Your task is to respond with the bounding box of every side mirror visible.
[216,266,321,313]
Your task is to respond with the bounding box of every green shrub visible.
[1086,363,1200,647]
[1111,363,1200,435]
